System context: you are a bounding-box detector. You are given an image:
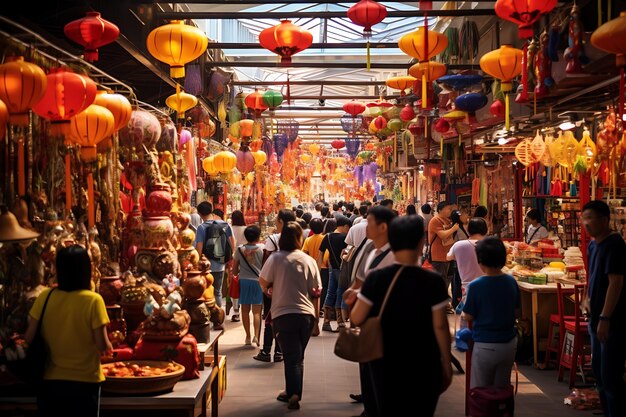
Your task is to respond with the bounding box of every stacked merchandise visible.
[562,247,586,282]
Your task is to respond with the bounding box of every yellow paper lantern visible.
[308,142,320,155]
[386,76,416,96]
[165,85,198,119]
[408,61,447,81]
[299,153,312,164]
[252,150,267,166]
[217,100,227,123]
[202,155,218,176]
[213,151,236,173]
[68,104,115,162]
[398,27,448,61]
[479,45,523,130]
[146,20,208,79]
[93,90,132,132]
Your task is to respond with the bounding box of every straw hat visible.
[0,205,40,242]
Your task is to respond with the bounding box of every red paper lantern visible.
[347,0,387,38]
[343,101,366,117]
[373,115,387,130]
[331,139,345,150]
[495,0,557,39]
[64,12,120,62]
[244,89,268,118]
[434,118,450,133]
[33,68,97,135]
[408,121,424,137]
[399,104,416,122]
[259,20,313,65]
[236,150,256,174]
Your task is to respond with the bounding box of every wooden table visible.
[516,281,573,368]
[0,330,225,417]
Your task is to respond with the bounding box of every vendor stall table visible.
[0,330,225,417]
[517,281,575,368]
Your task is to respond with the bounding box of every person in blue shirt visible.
[462,237,520,389]
[581,200,626,417]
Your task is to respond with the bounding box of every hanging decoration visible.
[93,91,132,132]
[534,29,554,98]
[277,119,299,143]
[494,0,557,39]
[273,133,289,161]
[244,89,269,118]
[343,100,366,117]
[165,84,198,120]
[340,114,363,136]
[146,20,208,78]
[345,137,361,159]
[64,11,120,62]
[262,90,283,116]
[331,139,346,150]
[347,0,388,70]
[183,64,203,96]
[398,20,448,109]
[563,4,589,74]
[479,45,523,130]
[0,56,47,126]
[591,11,626,120]
[68,104,115,228]
[385,76,416,96]
[0,99,7,140]
[213,151,237,173]
[408,61,447,102]
[33,68,97,135]
[399,104,416,122]
[258,20,313,65]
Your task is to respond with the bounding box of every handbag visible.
[334,266,404,363]
[7,288,55,385]
[338,238,368,290]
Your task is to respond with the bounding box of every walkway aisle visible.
[216,315,595,417]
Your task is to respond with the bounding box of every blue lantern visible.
[437,74,483,91]
[273,133,289,161]
[454,93,488,112]
[340,114,363,135]
[345,137,361,159]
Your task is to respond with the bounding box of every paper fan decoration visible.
[563,131,580,168]
[576,129,597,170]
[540,132,554,166]
[530,131,546,161]
[515,138,536,166]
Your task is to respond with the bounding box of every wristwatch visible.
[599,315,611,322]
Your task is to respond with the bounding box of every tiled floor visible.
[216,312,599,417]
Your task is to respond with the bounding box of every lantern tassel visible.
[422,72,428,109]
[87,171,95,229]
[65,153,72,214]
[366,40,371,71]
[505,93,511,130]
[619,67,624,121]
[17,134,25,196]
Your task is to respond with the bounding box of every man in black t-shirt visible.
[317,215,351,331]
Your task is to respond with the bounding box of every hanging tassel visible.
[17,132,25,196]
[422,72,428,109]
[366,40,371,71]
[87,170,95,229]
[422,14,429,109]
[505,94,511,130]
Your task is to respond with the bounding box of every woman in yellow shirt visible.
[26,245,112,416]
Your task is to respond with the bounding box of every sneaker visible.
[322,322,333,332]
[273,352,283,362]
[253,351,271,362]
[231,314,240,322]
[287,394,300,410]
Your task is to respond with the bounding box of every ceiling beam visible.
[232,80,386,86]
[157,9,496,19]
[154,0,495,4]
[208,42,400,50]
[205,62,476,70]
[270,95,401,100]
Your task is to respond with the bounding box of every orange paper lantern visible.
[146,20,208,78]
[165,85,198,119]
[258,20,313,65]
[93,91,132,132]
[244,89,268,118]
[0,56,47,126]
[68,104,115,162]
[386,76,416,96]
[0,99,8,140]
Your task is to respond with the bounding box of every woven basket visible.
[102,360,185,395]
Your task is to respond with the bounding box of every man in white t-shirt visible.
[525,208,549,244]
[447,218,488,303]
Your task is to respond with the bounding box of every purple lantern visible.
[184,64,203,96]
[340,114,363,135]
[179,129,192,147]
[262,135,274,164]
[364,162,379,184]
[355,165,364,186]
[345,137,361,159]
[273,133,289,161]
[277,119,299,143]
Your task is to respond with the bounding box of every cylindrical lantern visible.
[0,56,47,126]
[64,12,120,62]
[258,20,313,64]
[33,68,97,135]
[146,20,208,78]
[166,85,198,120]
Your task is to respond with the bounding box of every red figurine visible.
[564,4,589,74]
[534,29,554,98]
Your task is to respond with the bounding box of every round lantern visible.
[308,142,320,155]
[213,151,236,173]
[399,104,416,122]
[387,118,404,132]
[495,0,557,39]
[244,89,268,118]
[262,90,283,112]
[258,20,313,64]
[591,11,626,118]
[179,129,192,147]
[373,115,387,130]
[480,45,523,129]
[165,85,198,119]
[239,119,254,138]
[202,155,218,176]
[331,139,345,150]
[0,56,47,126]
[408,121,424,137]
[455,93,488,112]
[64,12,119,62]
[32,68,97,135]
[347,0,387,38]
[0,99,7,140]
[236,150,256,174]
[386,76,416,96]
[146,20,208,78]
[408,61,447,82]
[434,118,450,133]
[68,104,115,161]
[119,109,162,150]
[93,90,132,131]
[436,74,484,91]
[343,100,366,117]
[299,153,312,164]
[252,150,267,166]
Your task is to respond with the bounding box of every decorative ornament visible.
[331,139,346,150]
[213,151,237,173]
[166,84,198,120]
[399,104,416,122]
[64,12,120,62]
[494,0,557,39]
[251,150,267,166]
[343,100,366,117]
[479,45,523,130]
[386,76,416,96]
[347,0,387,69]
[146,20,208,78]
[258,20,313,65]
[262,90,283,115]
[244,89,268,118]
[0,56,47,126]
